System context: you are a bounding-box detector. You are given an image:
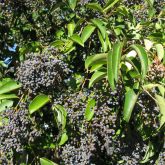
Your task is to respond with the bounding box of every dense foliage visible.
[0,0,165,165]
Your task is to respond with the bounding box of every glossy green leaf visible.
[85,98,96,121]
[81,25,96,43]
[0,100,14,113]
[103,0,120,13]
[123,89,139,122]
[85,53,107,69]
[98,30,107,52]
[90,63,105,72]
[86,3,103,13]
[59,132,68,145]
[107,51,115,90]
[0,94,18,100]
[68,0,77,10]
[89,71,106,88]
[155,44,164,61]
[67,21,75,37]
[91,19,106,39]
[112,42,123,82]
[0,80,21,94]
[70,34,84,47]
[130,44,148,80]
[29,94,50,114]
[155,94,165,127]
[40,157,58,165]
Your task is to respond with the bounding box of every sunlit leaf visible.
[81,25,96,43]
[67,21,75,37]
[0,100,13,112]
[0,80,21,94]
[0,94,18,100]
[59,132,68,145]
[85,98,96,121]
[91,19,106,39]
[40,157,58,165]
[85,53,107,69]
[29,94,50,114]
[68,0,77,10]
[70,34,84,47]
[155,44,164,61]
[86,3,103,13]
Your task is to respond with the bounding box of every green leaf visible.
[29,94,50,114]
[103,0,120,13]
[81,25,96,43]
[155,44,164,61]
[0,94,18,100]
[123,89,139,122]
[68,0,77,10]
[54,105,67,130]
[155,94,165,127]
[59,132,68,145]
[0,100,14,113]
[98,30,107,52]
[40,157,58,165]
[51,40,64,48]
[86,3,103,13]
[85,98,96,121]
[89,70,106,88]
[90,63,105,72]
[67,21,75,37]
[140,141,155,163]
[130,44,148,80]
[112,42,123,82]
[91,19,106,39]
[0,80,21,94]
[107,51,115,90]
[85,53,107,69]
[70,34,84,47]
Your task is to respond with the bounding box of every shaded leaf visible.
[89,70,106,88]
[29,94,50,114]
[123,89,139,122]
[155,94,165,127]
[130,44,148,80]
[107,51,115,90]
[54,105,67,130]
[112,42,123,82]
[0,94,18,100]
